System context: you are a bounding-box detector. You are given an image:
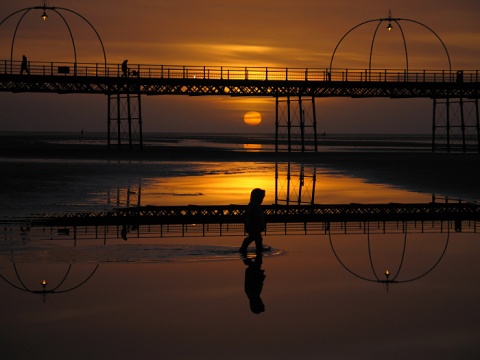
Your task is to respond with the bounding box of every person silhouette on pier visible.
[20,55,30,75]
[121,59,129,77]
[242,253,266,314]
[239,188,266,253]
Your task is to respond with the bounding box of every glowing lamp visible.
[42,11,48,21]
[41,279,48,288]
[387,23,392,31]
[385,270,390,279]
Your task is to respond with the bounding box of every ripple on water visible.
[0,244,284,264]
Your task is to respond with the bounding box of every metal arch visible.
[395,225,450,284]
[0,262,32,292]
[328,223,397,284]
[0,7,33,27]
[392,20,409,74]
[50,8,78,66]
[54,264,99,294]
[389,223,408,282]
[366,222,408,283]
[5,8,32,73]
[4,7,77,65]
[328,228,378,283]
[52,7,107,69]
[9,262,74,293]
[0,262,100,296]
[328,18,379,75]
[0,5,107,71]
[401,18,452,72]
[368,19,409,76]
[368,21,384,78]
[49,263,73,292]
[329,16,451,76]
[328,222,450,286]
[366,222,381,281]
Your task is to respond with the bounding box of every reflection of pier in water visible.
[2,161,479,241]
[0,263,99,302]
[4,202,479,243]
[328,221,454,291]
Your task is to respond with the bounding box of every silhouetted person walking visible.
[243,254,265,314]
[240,188,266,253]
[122,59,129,77]
[20,55,30,75]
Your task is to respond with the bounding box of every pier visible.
[1,61,479,152]
[2,6,480,152]
[4,202,474,242]
[30,202,480,227]
[1,61,479,98]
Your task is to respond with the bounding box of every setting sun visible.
[243,111,262,126]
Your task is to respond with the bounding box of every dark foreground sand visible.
[1,134,479,201]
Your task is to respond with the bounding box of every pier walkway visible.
[1,60,480,98]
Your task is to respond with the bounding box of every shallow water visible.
[0,159,431,219]
[1,157,479,359]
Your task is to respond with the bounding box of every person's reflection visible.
[243,253,266,314]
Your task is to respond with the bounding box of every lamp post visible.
[386,9,393,31]
[41,1,48,20]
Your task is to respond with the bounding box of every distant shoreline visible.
[0,131,437,156]
[0,132,430,162]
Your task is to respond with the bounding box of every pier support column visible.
[275,96,318,153]
[432,97,480,153]
[476,98,480,153]
[275,162,317,206]
[107,92,143,150]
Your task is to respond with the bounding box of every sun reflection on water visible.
[128,162,431,207]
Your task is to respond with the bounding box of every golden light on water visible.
[243,144,262,151]
[244,111,262,126]
[125,164,271,207]
[131,163,431,208]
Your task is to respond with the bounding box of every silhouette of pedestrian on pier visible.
[121,59,129,77]
[20,55,30,75]
[240,188,266,253]
[243,253,266,314]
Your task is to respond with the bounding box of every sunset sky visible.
[1,0,480,134]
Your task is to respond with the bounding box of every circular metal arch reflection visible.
[328,222,450,288]
[0,5,107,72]
[0,262,99,302]
[328,13,452,76]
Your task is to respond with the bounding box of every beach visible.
[1,132,480,359]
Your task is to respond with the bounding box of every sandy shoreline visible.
[1,134,479,201]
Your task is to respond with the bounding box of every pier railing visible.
[2,59,477,83]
